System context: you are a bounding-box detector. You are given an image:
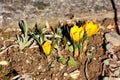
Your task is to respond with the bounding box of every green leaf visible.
[63,37,67,47]
[83,33,88,41]
[56,28,62,35]
[38,28,42,35]
[51,40,57,49]
[17,20,34,50]
[103,60,109,65]
[19,20,28,36]
[68,45,74,53]
[103,77,109,80]
[86,52,93,59]
[67,56,77,67]
[58,57,66,64]
[41,35,44,43]
[56,38,60,45]
[73,42,78,49]
[32,34,40,44]
[114,70,120,76]
[35,24,44,35]
[31,24,35,29]
[65,44,69,50]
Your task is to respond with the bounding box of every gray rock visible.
[105,32,120,46]
[0,0,120,28]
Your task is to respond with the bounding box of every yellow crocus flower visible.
[42,41,51,56]
[84,21,99,37]
[70,25,84,43]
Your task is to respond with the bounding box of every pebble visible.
[0,60,9,65]
[105,32,120,46]
[69,70,80,79]
[64,73,68,76]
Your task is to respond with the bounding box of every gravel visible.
[0,0,120,28]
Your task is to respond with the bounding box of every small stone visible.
[64,73,68,76]
[60,64,65,70]
[107,24,115,29]
[114,70,120,76]
[69,70,80,79]
[106,43,113,50]
[103,59,109,65]
[105,32,120,46]
[90,46,96,51]
[26,60,30,64]
[55,77,58,80]
[0,61,9,65]
[38,65,42,70]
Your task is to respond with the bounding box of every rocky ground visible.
[0,0,120,28]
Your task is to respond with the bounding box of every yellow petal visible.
[84,21,99,37]
[70,25,84,42]
[78,27,84,40]
[42,41,51,56]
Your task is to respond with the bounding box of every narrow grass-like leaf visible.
[58,57,66,64]
[67,56,77,67]
[68,45,74,53]
[41,35,44,44]
[19,20,28,37]
[32,34,40,44]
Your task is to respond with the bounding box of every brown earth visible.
[0,17,120,80]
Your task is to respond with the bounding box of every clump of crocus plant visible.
[42,41,51,56]
[17,20,99,61]
[16,20,99,67]
[69,21,99,58]
[83,21,99,37]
